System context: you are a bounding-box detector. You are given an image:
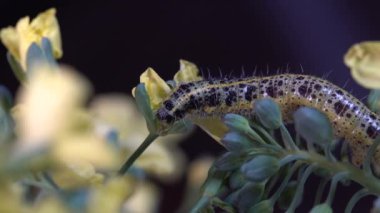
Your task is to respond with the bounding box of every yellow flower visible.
[90,94,187,181]
[33,196,69,213]
[13,66,89,150]
[174,59,202,83]
[51,160,104,189]
[13,65,119,189]
[88,176,135,213]
[133,59,229,142]
[122,181,159,213]
[344,41,380,89]
[0,8,62,70]
[132,59,201,111]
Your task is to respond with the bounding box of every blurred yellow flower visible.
[132,59,201,111]
[0,8,62,70]
[33,196,69,213]
[88,176,135,213]
[344,41,380,89]
[178,156,215,212]
[51,160,104,189]
[122,181,159,213]
[0,182,25,213]
[13,65,118,189]
[90,94,187,181]
[14,66,89,150]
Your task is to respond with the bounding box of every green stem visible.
[314,178,329,205]
[325,172,348,205]
[280,124,299,151]
[344,188,371,213]
[41,172,60,191]
[118,133,159,175]
[250,122,282,149]
[270,162,301,203]
[277,150,380,196]
[190,178,223,213]
[286,165,315,213]
[364,137,380,177]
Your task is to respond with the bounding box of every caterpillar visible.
[156,74,380,173]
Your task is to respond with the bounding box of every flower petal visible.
[173,59,202,83]
[138,68,171,110]
[344,41,380,89]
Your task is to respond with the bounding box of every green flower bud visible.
[223,114,265,144]
[254,98,282,129]
[310,203,333,213]
[241,155,280,182]
[236,182,264,213]
[229,170,246,190]
[247,200,273,213]
[278,181,297,210]
[293,107,333,146]
[215,152,247,171]
[223,114,252,134]
[222,132,253,153]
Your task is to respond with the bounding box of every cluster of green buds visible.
[190,98,380,213]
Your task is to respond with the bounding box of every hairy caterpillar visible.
[156,74,380,172]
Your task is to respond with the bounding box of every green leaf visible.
[134,83,157,133]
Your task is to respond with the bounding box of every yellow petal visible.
[34,196,69,213]
[30,8,62,58]
[0,8,62,71]
[139,67,171,110]
[192,117,229,144]
[344,41,380,89]
[53,134,119,170]
[88,176,135,213]
[0,27,20,60]
[14,66,90,150]
[51,161,104,189]
[173,59,202,83]
[122,181,159,213]
[0,182,25,213]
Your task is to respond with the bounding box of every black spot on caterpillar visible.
[156,74,380,172]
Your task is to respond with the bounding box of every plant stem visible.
[325,172,348,205]
[344,188,371,213]
[118,133,159,175]
[286,165,315,213]
[270,162,301,203]
[364,138,380,177]
[280,124,299,151]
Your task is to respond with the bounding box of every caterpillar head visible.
[155,107,176,134]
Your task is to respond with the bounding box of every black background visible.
[1,1,380,212]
